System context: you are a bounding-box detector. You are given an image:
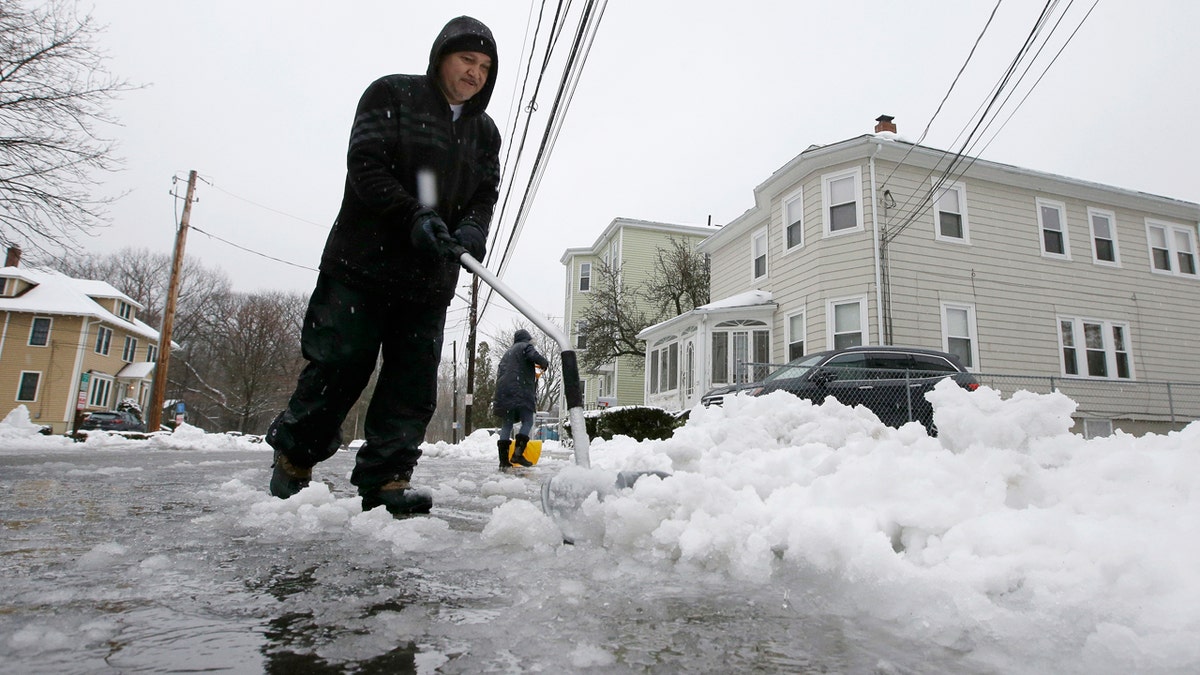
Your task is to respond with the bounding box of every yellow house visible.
[0,257,161,434]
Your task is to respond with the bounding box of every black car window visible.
[823,353,871,379]
[911,353,961,373]
[866,353,915,379]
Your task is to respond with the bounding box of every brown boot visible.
[361,476,433,516]
[269,450,312,498]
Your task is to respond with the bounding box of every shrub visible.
[564,406,682,443]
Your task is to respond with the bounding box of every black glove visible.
[411,211,458,259]
[455,221,487,261]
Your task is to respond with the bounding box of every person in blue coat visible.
[493,329,549,468]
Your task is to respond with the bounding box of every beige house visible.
[640,117,1200,431]
[0,254,162,433]
[561,218,715,408]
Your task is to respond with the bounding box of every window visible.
[122,336,138,362]
[117,301,132,321]
[1088,208,1119,266]
[1146,219,1198,277]
[579,262,591,292]
[783,188,804,250]
[17,372,40,402]
[684,342,695,399]
[95,326,112,355]
[28,317,51,346]
[751,228,767,280]
[941,303,978,370]
[574,320,587,350]
[710,320,769,384]
[649,340,679,394]
[1058,317,1132,379]
[934,181,969,243]
[829,297,867,350]
[786,311,806,361]
[823,169,862,234]
[146,344,158,363]
[88,374,114,408]
[1036,198,1070,259]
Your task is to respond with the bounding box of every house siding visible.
[678,134,1199,427]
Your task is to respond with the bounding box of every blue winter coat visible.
[493,329,549,416]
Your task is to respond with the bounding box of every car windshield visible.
[763,353,826,382]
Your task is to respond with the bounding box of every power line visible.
[189,225,317,272]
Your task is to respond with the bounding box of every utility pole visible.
[147,170,197,432]
[451,340,459,444]
[464,276,479,435]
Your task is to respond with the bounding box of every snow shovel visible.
[453,248,668,544]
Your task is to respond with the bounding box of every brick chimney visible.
[874,115,897,133]
[5,246,20,267]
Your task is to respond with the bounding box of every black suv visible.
[80,410,146,433]
[702,346,979,434]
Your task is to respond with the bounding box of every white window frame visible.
[933,180,970,244]
[17,371,41,402]
[781,187,804,251]
[88,374,114,408]
[146,344,158,363]
[785,309,806,361]
[28,316,52,347]
[574,320,587,350]
[1036,198,1071,260]
[1057,316,1134,380]
[122,336,138,363]
[1145,219,1198,278]
[117,300,132,321]
[1087,207,1120,267]
[822,168,863,236]
[578,262,591,292]
[750,227,768,281]
[710,320,769,385]
[826,295,868,350]
[95,326,112,355]
[940,302,979,371]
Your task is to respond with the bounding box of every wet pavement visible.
[0,445,982,674]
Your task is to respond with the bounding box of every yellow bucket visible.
[506,439,542,465]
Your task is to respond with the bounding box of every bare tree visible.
[576,260,651,372]
[0,1,134,254]
[642,237,710,317]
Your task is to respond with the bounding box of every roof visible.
[117,361,157,379]
[559,217,718,265]
[0,266,161,341]
[638,290,776,338]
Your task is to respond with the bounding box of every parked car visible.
[703,346,979,434]
[80,410,146,433]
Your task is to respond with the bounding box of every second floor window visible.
[783,189,804,250]
[1147,220,1197,277]
[95,326,112,355]
[117,301,132,320]
[579,262,591,292]
[28,317,51,346]
[147,344,158,363]
[575,320,587,350]
[122,336,138,362]
[824,170,861,234]
[751,229,767,280]
[1037,198,1070,259]
[934,182,968,242]
[1088,208,1119,265]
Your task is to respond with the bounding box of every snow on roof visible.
[697,290,774,311]
[0,266,160,341]
[117,361,157,379]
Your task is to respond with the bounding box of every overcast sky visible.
[86,1,1199,349]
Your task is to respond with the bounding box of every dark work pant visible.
[267,273,446,493]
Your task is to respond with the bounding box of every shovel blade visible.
[540,467,670,545]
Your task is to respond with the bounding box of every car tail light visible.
[966,382,979,391]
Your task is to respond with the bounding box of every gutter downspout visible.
[869,139,885,346]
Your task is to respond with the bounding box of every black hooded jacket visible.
[319,16,501,306]
[493,329,550,415]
